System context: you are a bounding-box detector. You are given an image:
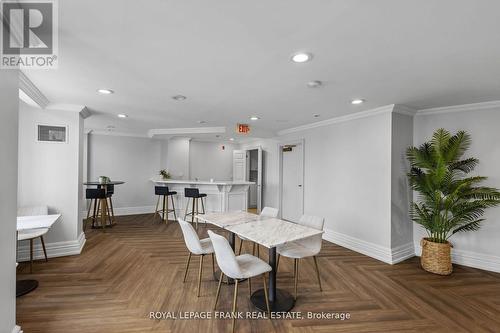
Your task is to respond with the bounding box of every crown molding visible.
[417,100,500,116]
[148,127,226,138]
[277,104,396,136]
[90,130,150,138]
[393,104,418,116]
[19,71,50,108]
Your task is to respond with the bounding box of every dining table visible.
[16,214,61,297]
[83,181,125,228]
[196,212,324,312]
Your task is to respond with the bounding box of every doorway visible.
[233,147,262,213]
[279,140,304,222]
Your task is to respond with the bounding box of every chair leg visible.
[40,236,48,262]
[109,197,115,224]
[262,273,270,318]
[213,271,224,310]
[183,252,192,283]
[153,195,160,222]
[184,198,190,220]
[100,198,107,232]
[197,255,204,297]
[257,244,260,258]
[313,256,323,291]
[106,200,113,225]
[211,253,215,275]
[85,199,93,231]
[171,195,177,220]
[29,238,33,274]
[232,279,239,333]
[92,198,98,228]
[165,195,169,225]
[201,197,205,214]
[191,198,196,225]
[248,277,252,296]
[162,195,167,223]
[252,242,255,255]
[294,259,299,300]
[238,239,244,255]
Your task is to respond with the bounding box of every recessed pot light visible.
[229,138,235,141]
[250,116,260,121]
[307,80,322,88]
[97,89,114,95]
[313,114,320,118]
[117,114,128,118]
[172,95,187,101]
[351,99,365,105]
[291,52,312,63]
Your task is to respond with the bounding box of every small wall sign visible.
[237,124,250,134]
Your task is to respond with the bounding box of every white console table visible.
[151,179,254,213]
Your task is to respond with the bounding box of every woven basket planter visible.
[420,238,452,275]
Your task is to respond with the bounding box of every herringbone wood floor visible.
[17,214,500,333]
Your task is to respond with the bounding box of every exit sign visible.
[237,124,250,134]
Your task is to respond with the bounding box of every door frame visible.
[243,145,263,213]
[278,138,305,221]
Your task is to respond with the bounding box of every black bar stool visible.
[85,188,111,231]
[153,186,177,224]
[184,188,207,227]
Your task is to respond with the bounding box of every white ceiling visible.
[25,0,500,140]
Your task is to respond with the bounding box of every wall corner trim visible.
[277,104,396,136]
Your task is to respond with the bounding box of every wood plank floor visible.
[17,214,500,333]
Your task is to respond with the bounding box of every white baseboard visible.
[12,325,22,333]
[323,228,415,265]
[17,232,86,262]
[323,228,393,264]
[414,242,500,273]
[391,242,416,264]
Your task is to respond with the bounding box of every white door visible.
[233,150,246,181]
[281,143,304,222]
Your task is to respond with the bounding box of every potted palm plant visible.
[406,129,500,275]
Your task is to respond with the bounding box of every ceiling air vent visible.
[37,125,68,143]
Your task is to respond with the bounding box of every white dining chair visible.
[237,207,279,256]
[208,230,271,333]
[17,206,50,273]
[276,215,324,300]
[178,218,215,297]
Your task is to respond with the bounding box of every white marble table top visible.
[226,218,324,248]
[17,214,61,231]
[196,211,261,228]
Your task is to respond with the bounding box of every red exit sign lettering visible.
[237,124,250,134]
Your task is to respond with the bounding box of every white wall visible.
[414,105,500,272]
[0,69,19,333]
[88,134,161,213]
[189,141,236,180]
[18,103,85,258]
[242,106,396,262]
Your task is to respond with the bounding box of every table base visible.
[16,279,38,297]
[251,288,295,312]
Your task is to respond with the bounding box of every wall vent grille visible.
[37,125,67,143]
